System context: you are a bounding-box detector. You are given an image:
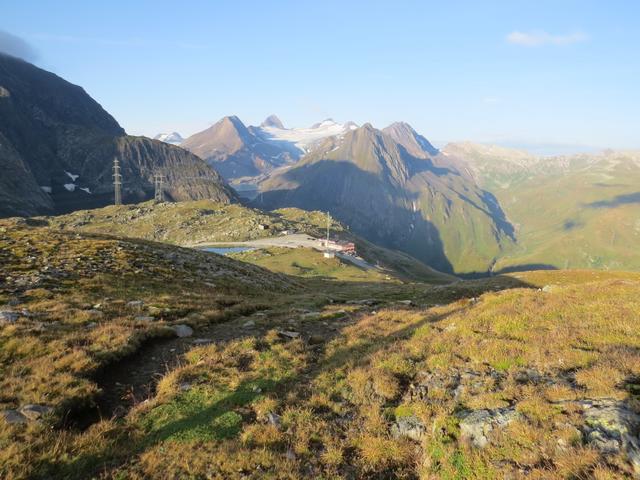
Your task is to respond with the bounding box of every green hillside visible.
[41,200,454,284]
[446,144,640,272]
[2,218,639,478]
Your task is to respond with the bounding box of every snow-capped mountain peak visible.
[153,132,184,146]
[259,118,358,154]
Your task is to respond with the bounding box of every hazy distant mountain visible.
[260,114,285,129]
[0,53,235,217]
[153,132,184,146]
[258,123,514,274]
[181,115,357,181]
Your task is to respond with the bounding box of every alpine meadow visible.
[1,2,640,479]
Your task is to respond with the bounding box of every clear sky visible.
[2,0,640,152]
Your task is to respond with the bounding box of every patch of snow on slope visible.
[63,184,76,192]
[79,187,91,194]
[40,186,52,193]
[260,120,353,154]
[154,132,184,145]
[65,171,79,181]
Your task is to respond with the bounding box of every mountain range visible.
[4,52,640,276]
[178,115,357,183]
[256,122,513,274]
[0,53,235,217]
[173,112,640,275]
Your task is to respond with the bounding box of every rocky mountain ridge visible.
[0,53,235,217]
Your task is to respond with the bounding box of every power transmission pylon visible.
[154,172,165,202]
[113,158,122,205]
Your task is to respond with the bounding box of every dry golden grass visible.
[3,218,640,479]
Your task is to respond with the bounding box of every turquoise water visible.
[202,246,254,255]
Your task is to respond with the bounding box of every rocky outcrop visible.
[391,415,426,441]
[579,400,640,476]
[458,408,520,448]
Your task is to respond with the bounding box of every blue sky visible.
[2,1,640,152]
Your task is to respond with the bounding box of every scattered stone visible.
[127,300,144,309]
[541,285,553,293]
[173,324,194,337]
[458,408,519,449]
[514,368,551,385]
[285,448,296,461]
[579,399,640,473]
[396,300,414,306]
[86,309,104,319]
[0,310,19,324]
[252,386,262,393]
[242,320,256,328]
[278,330,300,339]
[266,412,281,428]
[347,299,378,306]
[301,311,321,319]
[2,409,27,424]
[391,415,425,441]
[92,303,102,309]
[192,338,213,345]
[20,404,53,421]
[135,316,155,322]
[179,382,192,391]
[86,322,98,329]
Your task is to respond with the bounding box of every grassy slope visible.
[448,144,640,272]
[2,218,640,478]
[229,247,392,283]
[493,156,640,271]
[41,200,454,284]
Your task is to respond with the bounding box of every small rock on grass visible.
[86,309,104,319]
[391,415,425,441]
[2,409,27,424]
[242,320,255,328]
[266,412,281,427]
[135,316,155,322]
[277,330,300,339]
[0,310,19,324]
[127,300,144,309]
[458,408,519,449]
[20,404,53,421]
[173,324,193,337]
[396,300,414,306]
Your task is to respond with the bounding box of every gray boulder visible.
[458,408,519,448]
[127,300,144,309]
[391,415,425,441]
[0,310,19,324]
[20,404,53,421]
[580,400,640,475]
[173,324,194,338]
[2,409,27,424]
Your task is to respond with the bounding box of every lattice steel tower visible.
[154,172,166,202]
[113,158,122,205]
